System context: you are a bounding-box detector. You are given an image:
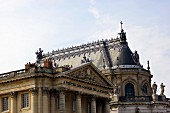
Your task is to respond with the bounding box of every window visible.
[2,97,8,111]
[142,84,148,94]
[22,93,29,108]
[125,83,135,97]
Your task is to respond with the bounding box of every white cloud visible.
[88,6,100,19]
[89,0,96,5]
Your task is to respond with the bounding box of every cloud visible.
[88,6,100,19]
[89,0,96,5]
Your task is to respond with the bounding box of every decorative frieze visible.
[64,81,109,94]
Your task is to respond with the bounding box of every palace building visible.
[0,23,170,113]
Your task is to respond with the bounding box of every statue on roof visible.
[160,83,165,95]
[152,82,157,94]
[119,21,127,42]
[35,48,43,61]
[81,54,90,64]
[133,50,140,65]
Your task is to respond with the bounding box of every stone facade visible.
[0,23,170,113]
[0,63,112,113]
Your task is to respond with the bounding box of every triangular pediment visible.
[64,62,113,87]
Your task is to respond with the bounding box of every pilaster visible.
[50,89,56,113]
[38,88,42,113]
[30,88,38,113]
[76,92,82,113]
[10,91,18,113]
[59,90,66,113]
[42,87,49,113]
[91,95,96,113]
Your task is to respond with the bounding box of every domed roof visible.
[115,45,137,66]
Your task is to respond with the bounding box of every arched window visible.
[142,84,147,94]
[125,83,135,97]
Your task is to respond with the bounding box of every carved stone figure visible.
[35,48,43,61]
[160,83,165,95]
[113,84,120,95]
[133,50,140,64]
[152,82,157,94]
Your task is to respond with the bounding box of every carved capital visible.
[29,87,38,95]
[105,98,111,104]
[76,91,83,96]
[10,91,17,98]
[42,87,49,95]
[50,89,56,96]
[91,95,97,101]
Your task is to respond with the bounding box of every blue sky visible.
[0,0,170,96]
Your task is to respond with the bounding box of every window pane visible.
[125,83,135,97]
[22,93,29,108]
[2,97,8,111]
[142,84,148,94]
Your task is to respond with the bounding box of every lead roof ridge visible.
[44,37,121,58]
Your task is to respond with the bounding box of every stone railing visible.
[0,67,55,80]
[119,96,152,102]
[0,69,27,79]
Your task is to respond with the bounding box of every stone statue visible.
[160,83,165,95]
[133,50,140,64]
[35,48,43,61]
[152,82,157,94]
[113,84,120,95]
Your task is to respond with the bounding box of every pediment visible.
[64,62,113,87]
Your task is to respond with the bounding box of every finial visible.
[147,60,150,70]
[120,21,123,30]
[118,21,127,43]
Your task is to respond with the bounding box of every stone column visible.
[42,87,49,113]
[91,95,96,113]
[38,88,42,113]
[105,99,110,113]
[10,91,17,113]
[51,89,56,113]
[59,90,66,113]
[76,92,82,113]
[30,88,38,113]
[97,102,102,113]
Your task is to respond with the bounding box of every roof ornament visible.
[152,82,157,94]
[35,48,43,62]
[81,54,90,64]
[147,60,150,70]
[120,21,123,31]
[133,50,140,65]
[160,83,165,96]
[118,21,127,43]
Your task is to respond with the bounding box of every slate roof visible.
[43,28,140,70]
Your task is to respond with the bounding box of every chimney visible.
[44,59,53,68]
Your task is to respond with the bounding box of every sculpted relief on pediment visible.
[66,66,107,86]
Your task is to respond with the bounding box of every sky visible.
[0,0,170,96]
